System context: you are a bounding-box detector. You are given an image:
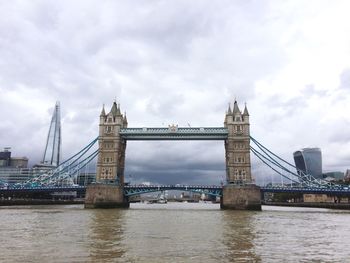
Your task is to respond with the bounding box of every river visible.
[0,203,349,262]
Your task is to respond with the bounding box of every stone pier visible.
[84,184,129,209]
[221,184,261,210]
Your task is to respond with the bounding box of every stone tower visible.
[224,100,252,184]
[96,102,128,185]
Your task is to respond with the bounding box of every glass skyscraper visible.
[293,148,322,179]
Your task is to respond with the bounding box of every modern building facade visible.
[0,148,31,184]
[322,171,344,181]
[0,148,28,168]
[293,148,322,179]
[75,173,96,186]
[0,149,11,167]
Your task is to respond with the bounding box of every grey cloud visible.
[259,94,308,123]
[1,1,349,185]
[124,140,225,184]
[328,123,350,144]
[303,84,328,97]
[339,69,350,90]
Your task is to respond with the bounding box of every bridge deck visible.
[120,127,228,140]
[124,184,223,197]
[2,185,350,198]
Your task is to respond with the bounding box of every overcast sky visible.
[0,0,349,185]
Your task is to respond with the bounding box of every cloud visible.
[339,69,350,90]
[1,1,350,185]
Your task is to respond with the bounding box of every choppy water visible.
[1,203,350,262]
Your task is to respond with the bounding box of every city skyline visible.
[0,1,349,185]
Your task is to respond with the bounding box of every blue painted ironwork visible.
[120,127,228,140]
[3,185,350,198]
[6,131,347,197]
[124,184,223,197]
[250,136,339,189]
[9,137,99,189]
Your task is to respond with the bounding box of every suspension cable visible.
[250,146,301,185]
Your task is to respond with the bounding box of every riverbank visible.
[0,199,84,206]
[263,201,350,210]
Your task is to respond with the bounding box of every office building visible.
[293,148,322,179]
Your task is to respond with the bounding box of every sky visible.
[0,0,349,185]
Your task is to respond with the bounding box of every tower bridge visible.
[4,100,347,208]
[85,100,261,210]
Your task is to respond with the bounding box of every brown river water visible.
[0,203,350,262]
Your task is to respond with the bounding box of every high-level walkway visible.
[119,127,228,140]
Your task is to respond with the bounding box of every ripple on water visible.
[0,204,350,262]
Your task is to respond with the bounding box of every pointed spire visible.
[243,102,249,116]
[227,103,232,115]
[110,101,118,116]
[100,104,106,116]
[123,111,128,124]
[233,100,241,115]
[116,103,121,115]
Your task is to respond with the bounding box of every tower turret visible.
[100,104,106,116]
[232,100,241,115]
[123,112,128,127]
[227,103,232,115]
[110,101,118,117]
[100,104,106,121]
[117,104,121,115]
[243,103,249,123]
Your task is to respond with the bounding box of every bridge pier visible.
[221,184,261,210]
[84,184,129,209]
[85,102,129,209]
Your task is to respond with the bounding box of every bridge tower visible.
[85,102,129,208]
[96,102,127,184]
[224,101,252,184]
[222,100,261,210]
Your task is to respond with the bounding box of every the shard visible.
[41,101,62,167]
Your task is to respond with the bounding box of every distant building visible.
[293,148,322,179]
[0,148,28,168]
[0,148,11,167]
[9,157,28,168]
[0,148,31,184]
[75,173,96,186]
[322,171,344,182]
[0,167,34,184]
[36,101,62,168]
[344,169,350,182]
